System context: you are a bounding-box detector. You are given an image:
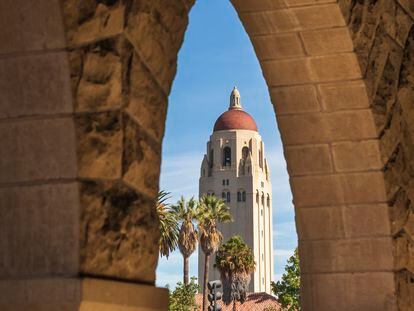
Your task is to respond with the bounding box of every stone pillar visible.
[231,0,398,310]
[0,0,195,310]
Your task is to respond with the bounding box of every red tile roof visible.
[195,292,281,311]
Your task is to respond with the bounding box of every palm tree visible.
[156,191,179,258]
[197,195,232,311]
[171,196,199,285]
[215,235,256,311]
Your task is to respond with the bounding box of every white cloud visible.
[273,221,297,239]
[273,248,295,279]
[160,152,202,202]
[274,249,294,259]
[274,273,283,282]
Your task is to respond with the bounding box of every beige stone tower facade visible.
[198,88,274,293]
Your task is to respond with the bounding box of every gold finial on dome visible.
[229,86,242,110]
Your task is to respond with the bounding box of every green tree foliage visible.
[271,248,300,311]
[168,277,200,311]
[215,235,255,306]
[157,191,179,258]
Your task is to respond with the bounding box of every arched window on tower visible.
[242,191,246,202]
[259,142,264,169]
[242,146,249,160]
[227,192,231,203]
[239,146,250,175]
[223,147,231,167]
[256,191,259,204]
[261,193,264,205]
[208,149,214,176]
[222,192,226,201]
[237,191,241,202]
[267,194,270,207]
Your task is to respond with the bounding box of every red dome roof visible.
[213,109,258,132]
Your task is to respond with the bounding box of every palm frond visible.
[157,191,179,258]
[172,196,199,258]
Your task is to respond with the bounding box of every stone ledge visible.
[0,277,168,311]
[81,278,168,310]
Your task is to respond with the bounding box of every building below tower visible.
[198,87,274,294]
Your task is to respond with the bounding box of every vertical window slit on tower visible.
[223,146,231,166]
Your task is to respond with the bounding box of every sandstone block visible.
[75,51,122,112]
[396,270,414,311]
[0,118,77,183]
[344,204,391,238]
[79,180,159,283]
[285,144,333,176]
[286,0,335,6]
[296,206,345,240]
[0,183,79,277]
[291,172,387,207]
[125,1,189,94]
[270,85,320,115]
[263,53,361,86]
[65,3,125,47]
[0,52,73,119]
[384,4,413,48]
[300,27,353,55]
[277,110,377,145]
[317,80,370,111]
[181,0,197,11]
[300,237,394,273]
[280,204,390,241]
[262,57,313,86]
[397,0,414,25]
[75,111,122,180]
[309,53,362,82]
[81,278,168,310]
[230,0,286,12]
[122,114,161,198]
[332,140,383,172]
[301,272,397,311]
[0,278,80,304]
[252,33,305,60]
[0,0,65,54]
[380,107,402,162]
[126,53,168,141]
[240,4,345,35]
[395,232,414,272]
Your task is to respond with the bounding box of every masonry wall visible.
[338,1,414,310]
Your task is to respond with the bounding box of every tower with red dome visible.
[198,87,274,294]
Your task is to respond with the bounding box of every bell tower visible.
[198,88,274,293]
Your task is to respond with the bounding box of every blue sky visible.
[156,0,298,288]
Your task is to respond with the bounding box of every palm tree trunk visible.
[233,299,236,311]
[183,255,189,285]
[202,253,210,311]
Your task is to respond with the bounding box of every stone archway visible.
[0,0,413,310]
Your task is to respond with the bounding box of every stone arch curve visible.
[1,0,413,310]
